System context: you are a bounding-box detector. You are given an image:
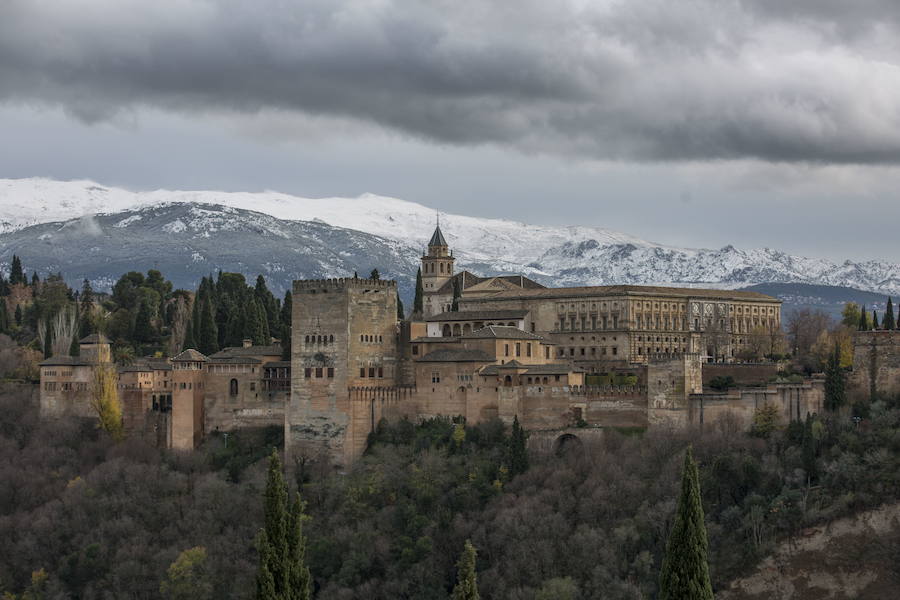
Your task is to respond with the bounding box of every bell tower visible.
[421,218,455,316]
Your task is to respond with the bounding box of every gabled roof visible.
[461,325,545,341]
[79,333,110,344]
[428,225,448,247]
[416,349,494,363]
[424,309,529,322]
[171,349,208,362]
[434,271,546,295]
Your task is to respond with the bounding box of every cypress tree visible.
[507,415,529,477]
[0,301,7,334]
[451,277,461,312]
[287,493,312,600]
[872,310,879,330]
[858,305,868,331]
[413,267,424,315]
[824,342,845,411]
[31,271,39,287]
[199,297,219,355]
[79,279,94,338]
[397,293,405,321]
[801,413,817,483]
[281,291,292,360]
[451,540,480,600]
[659,445,713,600]
[14,304,22,326]
[884,297,896,330]
[9,255,23,285]
[258,450,289,597]
[256,530,278,600]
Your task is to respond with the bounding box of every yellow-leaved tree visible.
[90,360,123,441]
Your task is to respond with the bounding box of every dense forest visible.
[1,381,899,598]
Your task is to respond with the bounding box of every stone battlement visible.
[293,277,397,292]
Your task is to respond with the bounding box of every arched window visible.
[453,324,461,336]
[440,263,444,273]
[442,324,452,337]
[229,378,238,396]
[330,334,334,343]
[504,375,513,387]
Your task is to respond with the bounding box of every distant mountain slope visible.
[0,177,898,296]
[0,203,420,297]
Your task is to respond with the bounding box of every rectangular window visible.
[527,343,532,357]
[305,368,312,378]
[250,382,256,391]
[412,346,419,355]
[369,367,375,378]
[612,347,618,355]
[360,368,366,378]
[327,367,335,378]
[431,372,440,383]
[504,344,509,357]
[515,343,521,357]
[378,367,384,378]
[315,367,323,378]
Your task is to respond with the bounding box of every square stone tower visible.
[287,277,399,467]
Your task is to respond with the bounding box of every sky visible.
[1,0,899,261]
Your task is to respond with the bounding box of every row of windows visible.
[359,334,383,343]
[177,381,202,390]
[303,367,335,379]
[559,347,619,357]
[559,302,619,312]
[503,342,538,358]
[305,334,334,345]
[637,336,688,343]
[423,261,452,274]
[152,394,173,412]
[637,347,687,355]
[557,316,619,331]
[43,382,89,392]
[209,364,256,374]
[42,369,73,377]
[360,367,385,379]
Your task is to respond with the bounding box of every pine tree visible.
[413,267,424,315]
[507,415,529,477]
[31,271,39,287]
[370,268,380,280]
[78,279,94,338]
[824,342,845,411]
[396,292,405,321]
[452,540,480,600]
[872,310,879,330]
[858,305,868,331]
[659,445,713,600]
[9,255,23,285]
[884,297,896,330]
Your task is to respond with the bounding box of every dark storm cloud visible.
[2,0,900,163]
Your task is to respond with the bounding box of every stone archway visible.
[442,324,452,337]
[553,433,583,456]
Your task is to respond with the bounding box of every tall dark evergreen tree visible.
[78,279,94,338]
[369,268,380,280]
[413,267,424,315]
[14,304,22,326]
[451,277,461,311]
[884,297,896,330]
[255,275,279,338]
[659,445,713,600]
[858,305,868,331]
[199,297,219,355]
[9,255,24,285]
[801,413,817,482]
[280,291,292,360]
[824,342,846,411]
[872,310,879,330]
[0,301,8,334]
[396,293,405,321]
[30,271,39,287]
[507,415,529,477]
[451,540,480,600]
[255,450,311,599]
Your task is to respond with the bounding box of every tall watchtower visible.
[287,277,399,466]
[421,223,455,317]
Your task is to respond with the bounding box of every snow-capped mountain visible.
[0,177,898,296]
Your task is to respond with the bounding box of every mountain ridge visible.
[0,177,898,297]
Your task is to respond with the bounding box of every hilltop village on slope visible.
[36,224,899,466]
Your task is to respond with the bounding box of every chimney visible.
[242,338,252,348]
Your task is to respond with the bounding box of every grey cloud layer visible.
[2,0,900,163]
